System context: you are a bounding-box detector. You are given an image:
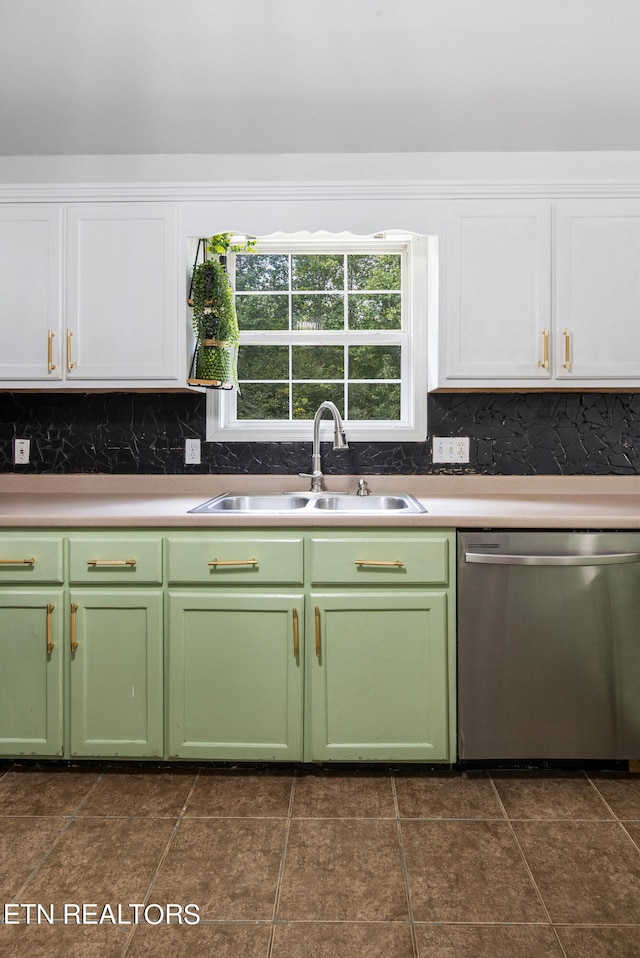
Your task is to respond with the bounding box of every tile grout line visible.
[1,765,109,919]
[552,922,640,928]
[486,772,570,958]
[118,769,202,958]
[266,771,297,958]
[391,775,420,958]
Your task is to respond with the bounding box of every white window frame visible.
[205,232,428,442]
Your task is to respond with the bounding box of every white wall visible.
[2,151,640,185]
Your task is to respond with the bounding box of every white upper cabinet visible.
[1,203,183,388]
[66,205,180,383]
[0,206,62,381]
[442,201,552,386]
[555,200,640,381]
[438,198,640,389]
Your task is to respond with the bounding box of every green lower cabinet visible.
[0,590,64,757]
[0,528,456,765]
[69,590,163,758]
[309,591,450,762]
[168,592,304,761]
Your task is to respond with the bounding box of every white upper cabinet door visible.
[66,205,179,381]
[444,202,552,382]
[0,206,63,381]
[555,201,640,381]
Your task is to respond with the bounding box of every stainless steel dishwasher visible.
[457,531,640,760]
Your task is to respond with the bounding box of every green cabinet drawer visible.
[0,535,63,584]
[167,535,304,585]
[69,534,163,584]
[308,533,451,586]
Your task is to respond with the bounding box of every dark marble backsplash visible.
[1,391,639,476]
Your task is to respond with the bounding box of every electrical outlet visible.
[13,438,30,465]
[432,437,470,463]
[184,438,201,465]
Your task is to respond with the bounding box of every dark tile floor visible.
[1,763,640,956]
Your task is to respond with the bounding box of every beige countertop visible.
[1,474,640,529]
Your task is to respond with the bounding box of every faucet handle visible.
[299,471,323,493]
[357,479,370,496]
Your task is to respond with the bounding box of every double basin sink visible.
[188,492,426,515]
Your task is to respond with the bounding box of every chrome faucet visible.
[300,401,349,492]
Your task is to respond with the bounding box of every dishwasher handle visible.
[465,551,640,567]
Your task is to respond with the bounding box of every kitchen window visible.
[206,232,428,441]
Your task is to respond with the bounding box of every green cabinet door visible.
[69,590,163,758]
[0,590,64,757]
[309,591,451,762]
[168,592,304,761]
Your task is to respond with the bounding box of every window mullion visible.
[344,342,349,421]
[343,252,349,332]
[240,331,405,347]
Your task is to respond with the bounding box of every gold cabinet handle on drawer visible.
[70,603,78,653]
[292,608,299,660]
[87,559,137,567]
[563,328,572,370]
[0,557,35,565]
[207,558,258,567]
[315,606,321,658]
[354,559,404,568]
[46,604,55,654]
[66,329,77,370]
[47,330,56,371]
[538,327,549,369]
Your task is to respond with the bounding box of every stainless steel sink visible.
[189,494,311,514]
[313,494,425,513]
[188,492,426,515]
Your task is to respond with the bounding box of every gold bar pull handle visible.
[46,604,55,654]
[314,606,321,659]
[563,328,572,371]
[0,557,35,565]
[87,559,137,567]
[292,608,299,660]
[47,330,56,371]
[354,559,405,568]
[538,327,549,369]
[208,558,258,567]
[66,329,77,371]
[70,603,79,654]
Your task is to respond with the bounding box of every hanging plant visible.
[189,233,255,387]
[191,259,237,342]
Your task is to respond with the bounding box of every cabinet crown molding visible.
[5,180,640,204]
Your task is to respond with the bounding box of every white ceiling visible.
[1,0,639,157]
